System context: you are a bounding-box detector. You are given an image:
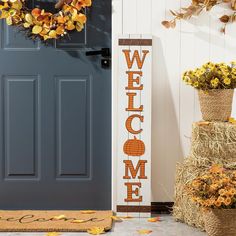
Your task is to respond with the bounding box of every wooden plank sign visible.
[116,35,152,216]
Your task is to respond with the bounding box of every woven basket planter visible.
[203,209,236,236]
[198,89,234,121]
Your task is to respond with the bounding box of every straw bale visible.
[191,122,236,164]
[173,122,236,230]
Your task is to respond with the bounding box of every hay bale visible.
[173,159,206,230]
[173,122,236,230]
[191,122,236,164]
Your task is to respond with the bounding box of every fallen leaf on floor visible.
[80,210,96,214]
[53,215,66,220]
[111,216,123,222]
[72,219,86,223]
[148,216,161,222]
[137,229,153,235]
[119,215,133,219]
[87,227,105,235]
[45,233,60,236]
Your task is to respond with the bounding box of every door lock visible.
[101,59,111,68]
[86,48,111,69]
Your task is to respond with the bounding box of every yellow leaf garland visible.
[0,0,92,40]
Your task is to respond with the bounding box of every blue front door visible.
[0,0,111,209]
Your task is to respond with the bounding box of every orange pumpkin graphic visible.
[123,136,145,156]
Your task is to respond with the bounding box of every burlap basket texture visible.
[173,122,236,230]
[198,89,234,122]
[203,209,236,236]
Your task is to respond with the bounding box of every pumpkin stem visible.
[134,136,137,140]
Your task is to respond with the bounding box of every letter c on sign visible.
[125,114,144,134]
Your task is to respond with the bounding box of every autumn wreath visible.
[0,0,92,40]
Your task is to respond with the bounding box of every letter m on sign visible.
[116,35,152,217]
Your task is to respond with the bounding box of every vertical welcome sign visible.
[117,35,152,216]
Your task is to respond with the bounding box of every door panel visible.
[0,0,111,209]
[4,76,39,178]
[55,76,90,178]
[2,26,40,50]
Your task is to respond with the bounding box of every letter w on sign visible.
[122,50,149,69]
[116,35,152,217]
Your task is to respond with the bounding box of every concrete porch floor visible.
[0,215,206,236]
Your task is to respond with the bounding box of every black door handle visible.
[85,48,111,69]
[86,48,111,57]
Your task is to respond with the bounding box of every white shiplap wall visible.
[112,0,236,203]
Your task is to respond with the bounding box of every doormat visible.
[0,210,113,232]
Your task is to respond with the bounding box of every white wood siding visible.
[112,0,236,203]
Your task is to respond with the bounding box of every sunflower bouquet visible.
[187,165,236,209]
[182,62,236,90]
